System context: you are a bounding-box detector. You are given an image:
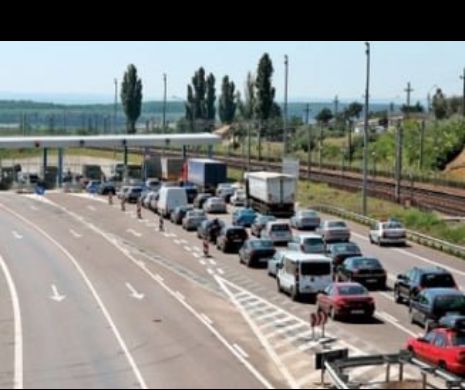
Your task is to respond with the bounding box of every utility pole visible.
[163,73,167,131]
[303,103,311,125]
[283,55,289,157]
[460,68,465,117]
[114,78,118,133]
[319,124,323,170]
[334,95,339,118]
[303,103,312,182]
[419,120,425,170]
[362,42,370,216]
[247,122,251,172]
[395,121,403,202]
[404,82,413,117]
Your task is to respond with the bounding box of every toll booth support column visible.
[57,148,64,188]
[43,148,48,173]
[182,145,187,160]
[123,145,128,182]
[207,145,213,159]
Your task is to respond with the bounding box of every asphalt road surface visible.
[1,189,464,388]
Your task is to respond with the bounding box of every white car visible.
[369,220,407,246]
[203,197,227,213]
[216,183,235,202]
[261,221,293,246]
[231,189,247,206]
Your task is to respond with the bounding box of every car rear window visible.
[190,211,205,217]
[271,224,290,232]
[333,244,360,253]
[351,258,382,269]
[250,240,274,249]
[382,222,404,229]
[328,221,347,228]
[421,274,455,288]
[337,285,368,296]
[434,295,465,313]
[301,261,331,276]
[227,229,247,239]
[303,237,324,246]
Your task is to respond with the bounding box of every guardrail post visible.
[385,362,391,383]
[398,362,404,382]
[421,371,427,389]
[320,362,325,386]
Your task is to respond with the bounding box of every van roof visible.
[247,171,296,180]
[284,252,332,262]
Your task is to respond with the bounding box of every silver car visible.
[203,197,227,213]
[182,210,208,231]
[287,233,327,254]
[290,210,321,230]
[317,220,351,243]
[369,220,406,246]
[261,221,293,246]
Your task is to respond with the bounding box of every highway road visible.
[1,189,465,388]
[0,192,273,389]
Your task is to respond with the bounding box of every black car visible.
[337,256,387,290]
[410,288,465,328]
[194,193,212,209]
[327,242,362,269]
[239,239,276,267]
[394,266,457,304]
[216,226,249,253]
[251,214,277,237]
[127,186,144,203]
[197,219,225,243]
[184,186,199,204]
[170,205,194,224]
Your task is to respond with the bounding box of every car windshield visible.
[227,229,247,239]
[301,261,331,276]
[451,332,465,346]
[337,285,368,296]
[328,221,347,228]
[435,295,465,313]
[271,224,290,232]
[422,274,456,288]
[189,211,205,217]
[351,258,382,268]
[382,222,404,229]
[210,198,224,204]
[303,237,324,246]
[250,240,274,249]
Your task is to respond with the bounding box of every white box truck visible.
[245,171,297,217]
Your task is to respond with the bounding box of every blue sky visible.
[0,41,464,104]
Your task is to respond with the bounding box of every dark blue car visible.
[232,207,257,227]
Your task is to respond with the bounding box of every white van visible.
[276,252,333,302]
[157,186,188,218]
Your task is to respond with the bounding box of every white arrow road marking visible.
[69,229,82,238]
[125,283,145,300]
[50,284,66,302]
[126,229,142,238]
[12,231,23,240]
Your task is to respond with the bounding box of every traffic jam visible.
[82,156,465,379]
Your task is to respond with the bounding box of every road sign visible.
[282,158,299,178]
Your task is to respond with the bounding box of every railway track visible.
[158,149,465,217]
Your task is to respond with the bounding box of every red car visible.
[407,328,465,375]
[316,282,375,321]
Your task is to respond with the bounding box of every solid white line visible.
[233,344,249,359]
[154,274,164,283]
[374,312,416,337]
[0,254,23,389]
[51,203,274,389]
[69,229,82,239]
[0,203,148,389]
[378,291,395,302]
[377,311,398,323]
[200,313,213,325]
[12,231,23,240]
[175,291,185,301]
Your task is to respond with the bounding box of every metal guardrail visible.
[313,204,465,260]
[324,350,465,389]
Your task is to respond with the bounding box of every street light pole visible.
[163,73,167,131]
[114,78,118,133]
[362,42,370,216]
[460,68,465,117]
[283,55,289,157]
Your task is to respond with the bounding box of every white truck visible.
[245,171,297,218]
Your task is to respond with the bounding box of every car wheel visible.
[438,361,447,372]
[291,287,299,302]
[394,287,403,304]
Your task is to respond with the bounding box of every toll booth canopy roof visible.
[0,133,221,149]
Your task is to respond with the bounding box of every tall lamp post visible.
[362,42,370,216]
[283,55,289,157]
